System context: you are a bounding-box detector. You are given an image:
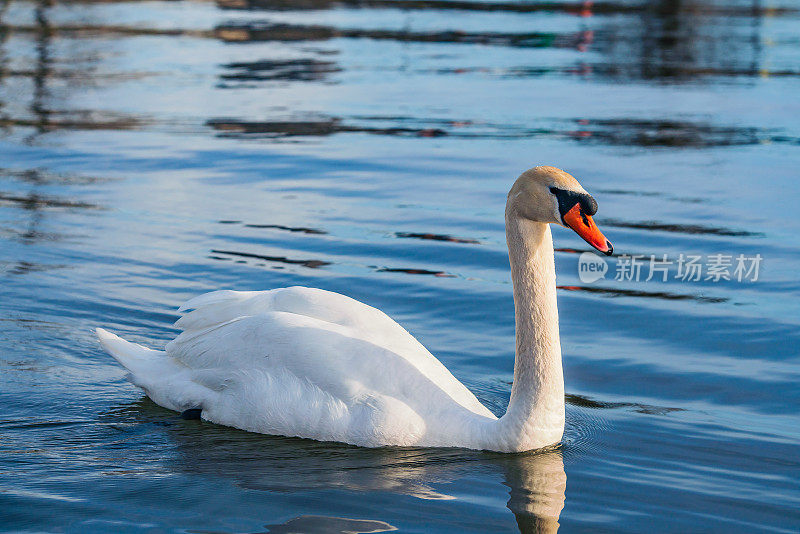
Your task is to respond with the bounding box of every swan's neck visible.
[496,207,565,450]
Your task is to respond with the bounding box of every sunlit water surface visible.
[1,0,799,532]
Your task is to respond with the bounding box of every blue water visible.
[2,0,800,532]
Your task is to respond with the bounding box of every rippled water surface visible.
[2,0,800,532]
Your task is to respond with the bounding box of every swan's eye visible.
[550,187,598,220]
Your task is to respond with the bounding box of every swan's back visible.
[171,287,491,415]
[98,286,495,448]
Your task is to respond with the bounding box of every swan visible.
[97,166,612,453]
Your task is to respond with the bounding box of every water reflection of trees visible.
[0,0,56,260]
[591,0,766,81]
[207,113,796,148]
[215,0,782,83]
[0,1,118,266]
[0,0,794,260]
[207,0,791,146]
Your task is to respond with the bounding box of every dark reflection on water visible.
[208,117,448,139]
[208,115,795,147]
[565,394,683,416]
[377,266,455,277]
[0,191,99,210]
[4,259,65,275]
[570,118,794,147]
[215,22,584,50]
[244,223,328,234]
[220,58,341,85]
[592,0,795,83]
[213,0,800,84]
[218,219,328,234]
[395,232,480,244]
[2,0,800,532]
[261,515,397,534]
[599,218,762,237]
[221,0,796,17]
[0,110,146,132]
[557,285,728,303]
[0,167,110,186]
[211,249,332,268]
[3,20,214,38]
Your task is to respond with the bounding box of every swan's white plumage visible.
[97,166,607,452]
[99,286,497,448]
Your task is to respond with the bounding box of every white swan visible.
[97,166,612,453]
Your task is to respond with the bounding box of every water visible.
[1,0,799,532]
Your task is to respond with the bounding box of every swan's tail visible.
[96,328,213,414]
[96,328,164,376]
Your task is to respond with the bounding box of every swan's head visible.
[508,166,613,255]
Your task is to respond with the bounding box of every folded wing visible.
[167,286,494,418]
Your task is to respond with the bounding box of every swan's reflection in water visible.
[263,515,396,533]
[502,450,566,533]
[136,401,565,533]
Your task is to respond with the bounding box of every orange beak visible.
[562,203,613,255]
